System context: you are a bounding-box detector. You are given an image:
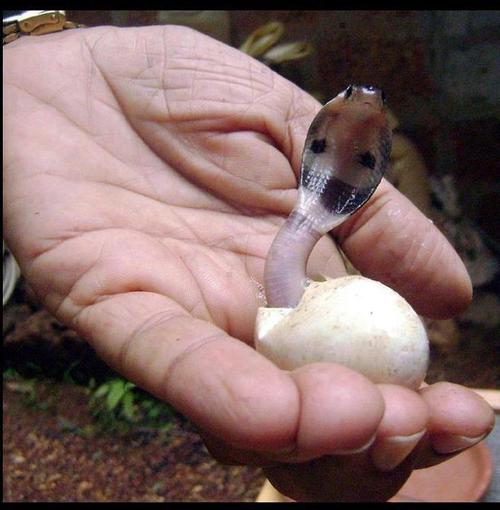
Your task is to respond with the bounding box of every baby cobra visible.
[265,85,393,308]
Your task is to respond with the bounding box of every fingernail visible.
[432,433,487,455]
[371,430,426,472]
[334,433,377,455]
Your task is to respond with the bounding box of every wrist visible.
[3,10,84,45]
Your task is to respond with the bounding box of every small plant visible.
[3,367,38,407]
[3,367,22,381]
[4,365,178,437]
[62,360,82,384]
[88,377,177,436]
[4,367,63,413]
[89,378,137,434]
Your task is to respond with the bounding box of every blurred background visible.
[3,10,499,502]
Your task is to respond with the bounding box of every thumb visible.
[334,179,472,319]
[74,291,300,452]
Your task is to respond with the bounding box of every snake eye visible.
[344,84,354,99]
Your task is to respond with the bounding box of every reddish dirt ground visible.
[3,378,265,502]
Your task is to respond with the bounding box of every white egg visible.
[255,275,429,390]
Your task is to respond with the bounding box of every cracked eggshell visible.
[255,275,429,390]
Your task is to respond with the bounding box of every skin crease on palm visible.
[3,26,494,501]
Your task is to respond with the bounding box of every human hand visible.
[3,25,494,502]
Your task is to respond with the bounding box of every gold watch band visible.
[3,10,85,45]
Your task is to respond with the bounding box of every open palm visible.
[4,25,493,501]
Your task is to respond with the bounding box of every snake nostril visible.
[344,84,354,99]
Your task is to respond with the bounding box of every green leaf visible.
[147,406,161,420]
[124,381,136,391]
[92,382,110,399]
[121,391,136,421]
[106,380,126,411]
[62,360,80,383]
[3,367,21,380]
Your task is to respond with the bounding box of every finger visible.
[333,179,472,319]
[198,429,279,467]
[370,384,429,472]
[307,234,350,281]
[198,363,386,469]
[283,363,385,463]
[261,383,429,502]
[74,291,300,453]
[415,381,495,468]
